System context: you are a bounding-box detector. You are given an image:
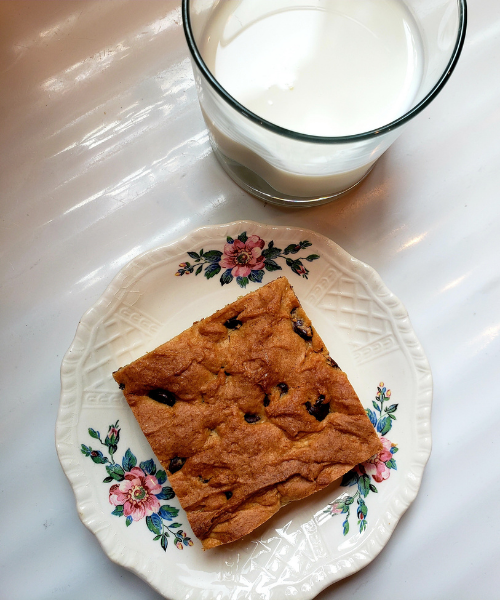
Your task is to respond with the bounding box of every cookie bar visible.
[113,277,382,549]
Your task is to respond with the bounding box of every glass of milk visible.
[183,0,467,206]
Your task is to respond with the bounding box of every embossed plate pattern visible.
[56,220,432,600]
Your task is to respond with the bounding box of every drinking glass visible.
[183,0,467,207]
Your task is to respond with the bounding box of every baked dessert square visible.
[113,276,382,549]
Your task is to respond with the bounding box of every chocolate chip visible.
[326,356,340,369]
[148,389,176,406]
[224,317,243,329]
[168,457,186,473]
[199,475,210,484]
[263,394,270,407]
[224,491,233,500]
[118,382,125,390]
[244,413,260,423]
[292,319,313,341]
[305,395,330,421]
[277,382,288,395]
[224,371,231,376]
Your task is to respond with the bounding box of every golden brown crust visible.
[113,277,382,549]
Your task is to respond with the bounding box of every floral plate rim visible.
[56,220,432,600]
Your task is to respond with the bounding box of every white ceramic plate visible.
[56,220,432,600]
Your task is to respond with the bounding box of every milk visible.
[197,0,424,197]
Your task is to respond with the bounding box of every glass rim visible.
[182,0,467,145]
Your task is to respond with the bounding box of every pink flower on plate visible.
[359,437,395,483]
[328,500,344,515]
[220,235,265,278]
[105,426,119,446]
[109,466,162,521]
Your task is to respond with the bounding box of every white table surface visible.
[1,2,499,599]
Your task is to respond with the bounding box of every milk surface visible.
[201,0,423,137]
